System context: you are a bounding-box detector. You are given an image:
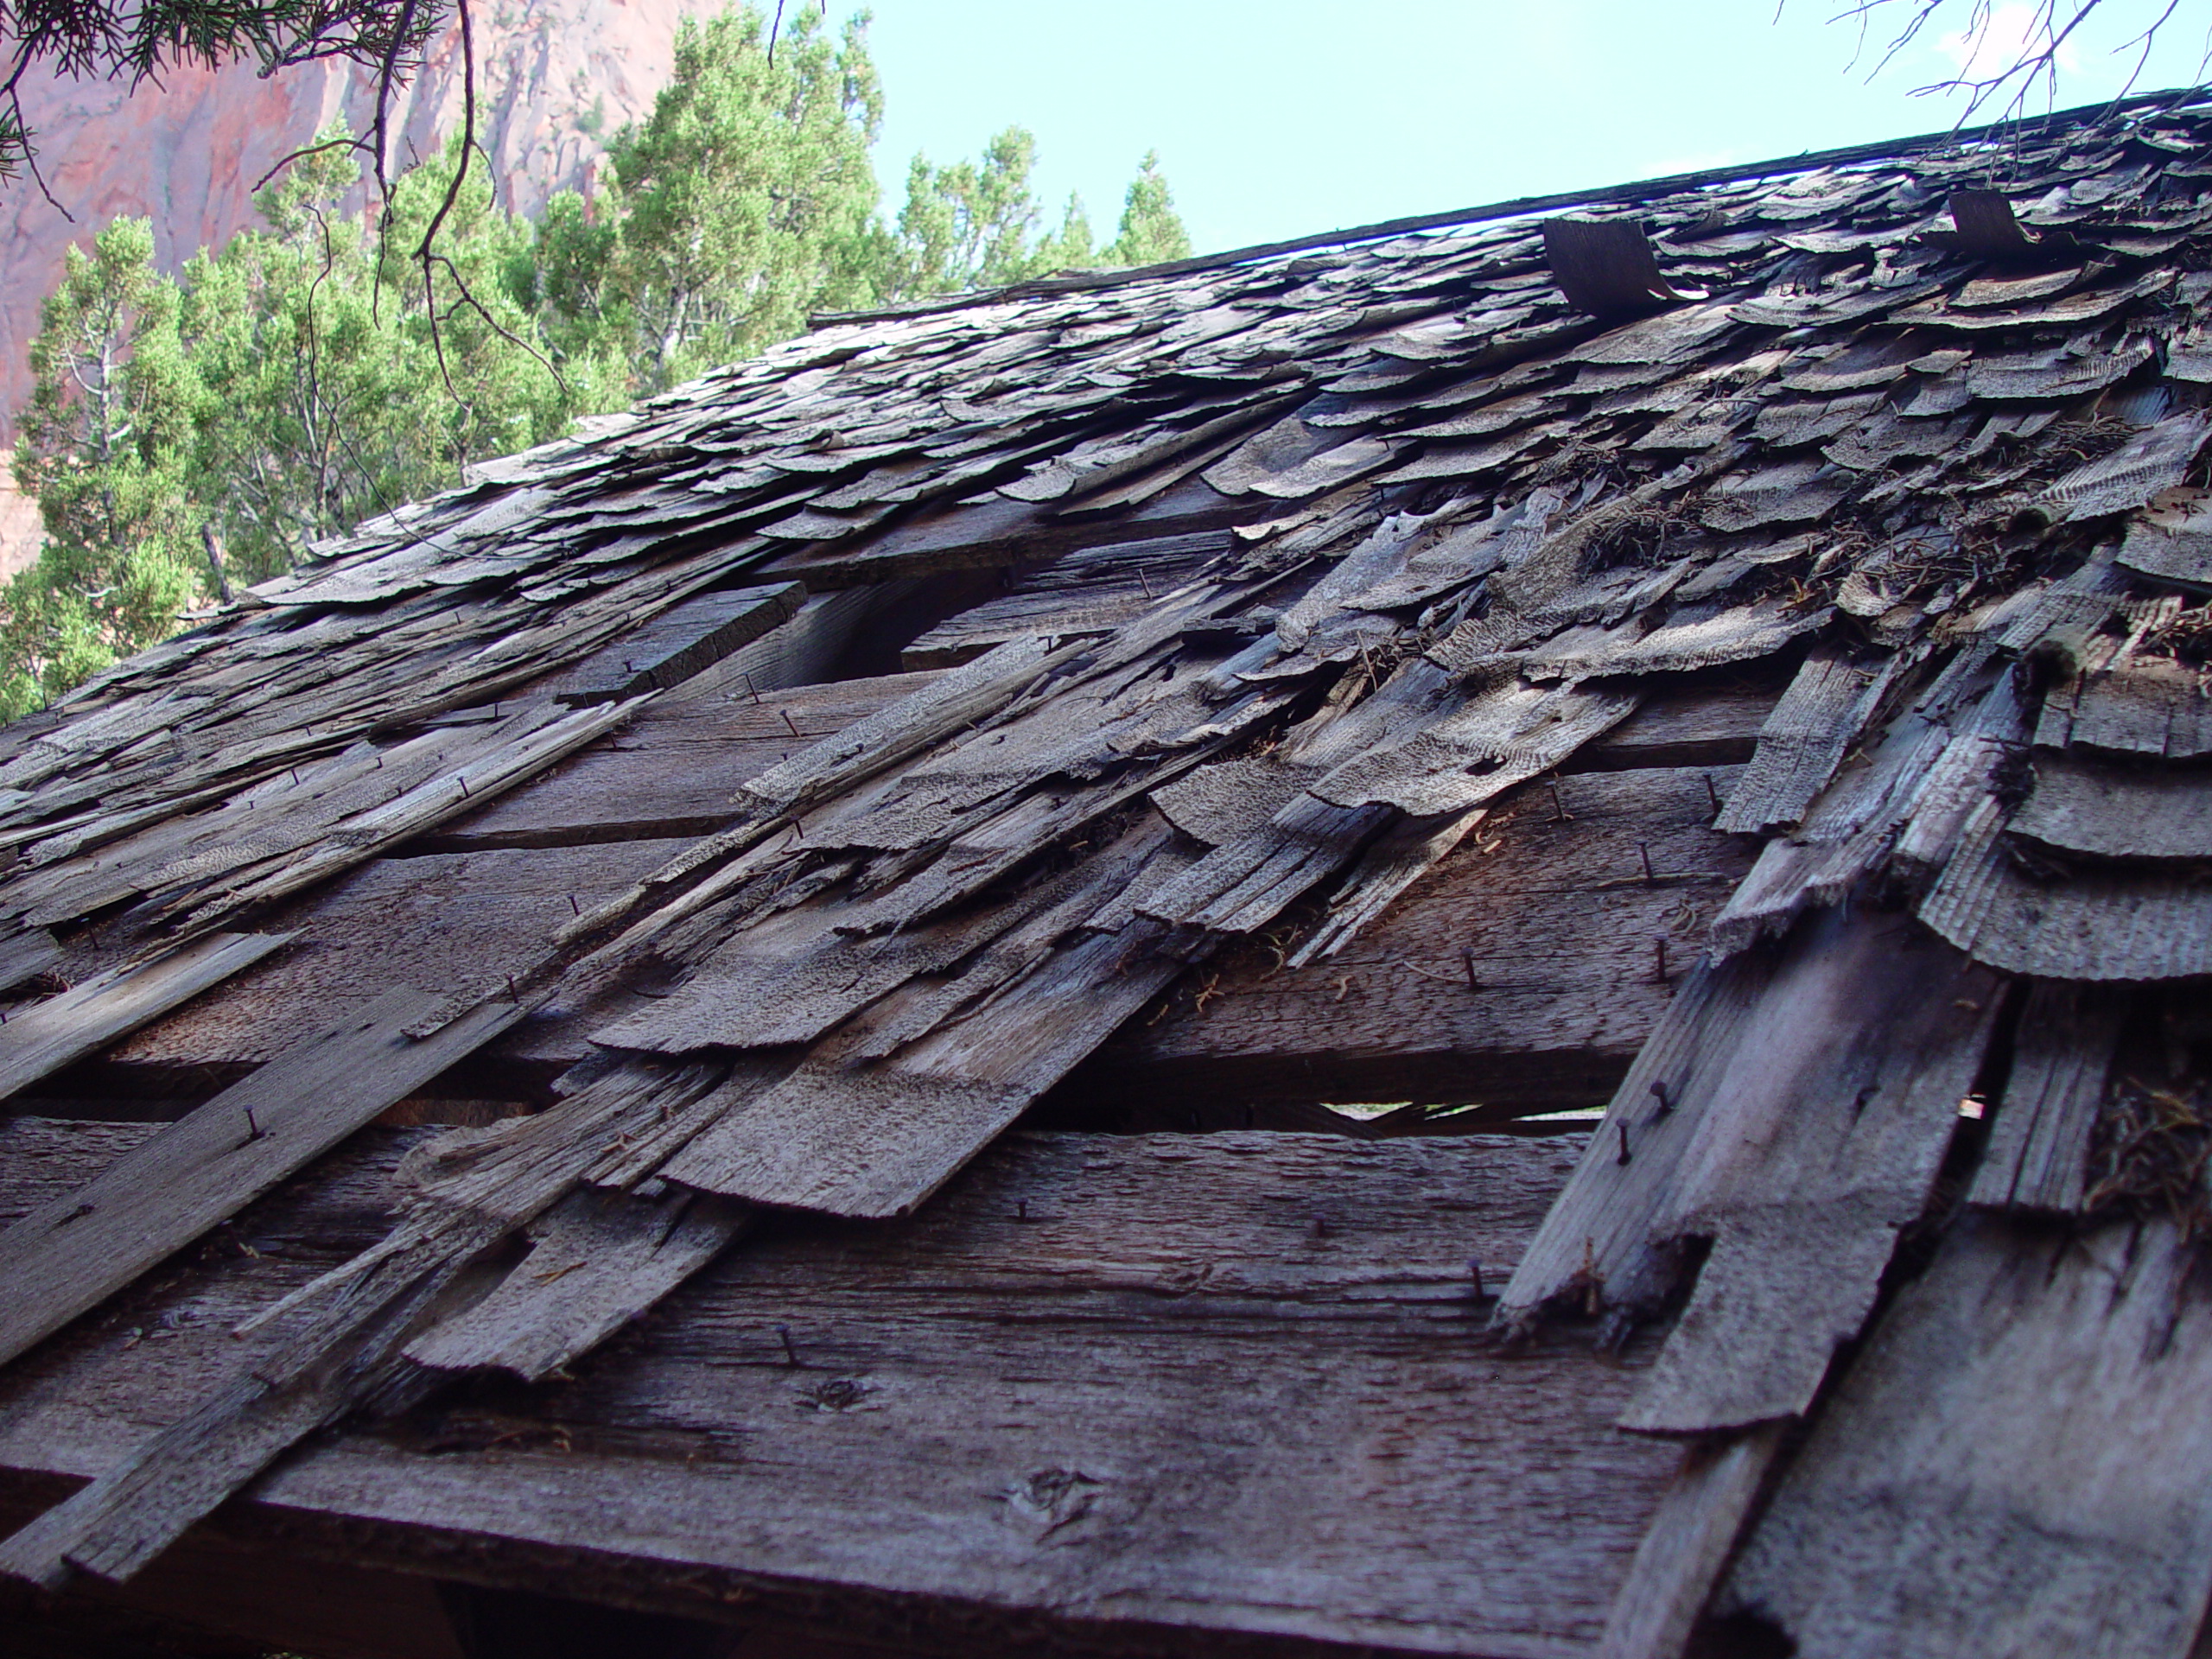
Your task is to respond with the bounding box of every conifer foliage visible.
[0,3,1192,717]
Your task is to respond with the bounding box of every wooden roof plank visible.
[1616,908,2002,1433]
[0,1118,1686,1657]
[1968,980,2126,1213]
[1595,1425,1786,1659]
[536,582,804,706]
[428,671,939,855]
[1717,1215,2212,1659]
[0,985,523,1372]
[0,932,294,1112]
[1713,648,1900,836]
[657,914,1190,1218]
[2012,751,2212,861]
[2035,652,2212,759]
[1920,798,2212,979]
[1096,760,1760,1114]
[403,1185,752,1383]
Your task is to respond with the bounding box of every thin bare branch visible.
[249,133,358,197]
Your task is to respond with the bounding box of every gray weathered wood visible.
[1920,796,2212,980]
[110,839,690,1078]
[429,673,938,852]
[0,1375,346,1591]
[0,933,293,1111]
[0,931,60,998]
[1500,905,2001,1436]
[404,1186,751,1382]
[660,920,1190,1217]
[1618,908,2002,1433]
[169,699,649,938]
[0,987,523,1372]
[0,1120,1688,1657]
[1495,949,1778,1325]
[1598,1426,1786,1659]
[1566,681,1780,773]
[899,531,1234,670]
[1096,764,1759,1113]
[2034,652,2212,759]
[1969,980,2126,1211]
[1714,649,1898,834]
[537,582,804,704]
[758,474,1264,588]
[2012,750,2212,861]
[2119,488,2212,587]
[0,1511,469,1659]
[1719,1214,2212,1659]
[2039,412,2210,523]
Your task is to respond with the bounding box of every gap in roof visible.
[866,0,2212,257]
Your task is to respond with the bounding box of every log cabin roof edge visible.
[2,93,2212,1658]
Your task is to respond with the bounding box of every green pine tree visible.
[541,4,887,395]
[1103,151,1193,269]
[888,127,1096,296]
[0,5,1200,717]
[3,217,207,715]
[185,130,615,583]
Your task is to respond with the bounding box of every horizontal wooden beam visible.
[85,840,690,1098]
[427,671,942,854]
[0,1116,1670,1659]
[63,679,1774,1115]
[759,475,1270,589]
[533,582,805,707]
[1077,762,1765,1115]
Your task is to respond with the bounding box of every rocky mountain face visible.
[0,0,710,568]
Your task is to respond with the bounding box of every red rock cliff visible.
[0,0,709,445]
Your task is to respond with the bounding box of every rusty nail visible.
[459,774,470,797]
[506,975,519,1001]
[1653,938,1669,983]
[1548,774,1570,822]
[1638,841,1656,885]
[1617,1122,1632,1166]
[245,1106,264,1141]
[1461,947,1479,992]
[1469,1256,1485,1300]
[1138,568,1153,599]
[781,709,801,739]
[289,766,300,785]
[1649,1079,1673,1117]
[777,1324,802,1369]
[569,894,581,917]
[1704,772,1721,815]
[743,672,760,704]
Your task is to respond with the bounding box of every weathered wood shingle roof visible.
[3,91,2212,1658]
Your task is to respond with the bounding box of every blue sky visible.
[861,1,2212,255]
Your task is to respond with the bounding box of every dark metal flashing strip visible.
[811,85,2212,329]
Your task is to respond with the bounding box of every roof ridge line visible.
[810,83,2212,331]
